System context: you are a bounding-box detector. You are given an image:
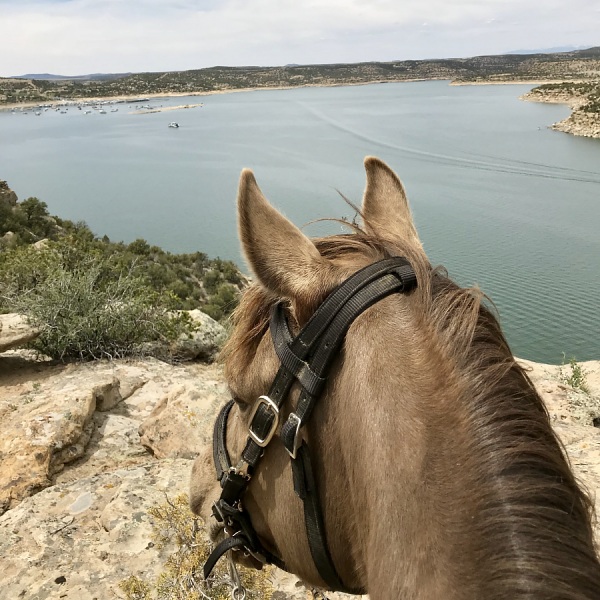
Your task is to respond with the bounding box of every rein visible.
[204,256,417,592]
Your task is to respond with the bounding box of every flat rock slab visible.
[0,459,192,600]
[0,357,225,512]
[0,313,41,353]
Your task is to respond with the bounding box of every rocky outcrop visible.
[0,353,598,600]
[138,367,228,459]
[552,110,600,138]
[139,309,227,363]
[171,309,228,362]
[0,356,224,514]
[0,361,119,514]
[521,88,600,139]
[0,313,41,353]
[0,179,18,206]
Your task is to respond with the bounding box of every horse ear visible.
[237,169,331,301]
[362,156,422,248]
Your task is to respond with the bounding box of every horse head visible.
[191,157,600,600]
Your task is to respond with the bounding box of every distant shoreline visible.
[0,78,554,112]
[520,87,600,139]
[450,79,576,87]
[3,78,597,138]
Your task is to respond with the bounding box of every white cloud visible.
[0,0,598,75]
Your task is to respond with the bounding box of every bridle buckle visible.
[248,395,280,447]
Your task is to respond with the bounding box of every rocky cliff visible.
[0,347,599,599]
[522,83,600,138]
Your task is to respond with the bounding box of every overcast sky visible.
[0,0,598,77]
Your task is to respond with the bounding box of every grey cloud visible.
[0,0,598,76]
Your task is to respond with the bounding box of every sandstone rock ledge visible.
[521,90,600,139]
[552,111,600,139]
[0,353,598,599]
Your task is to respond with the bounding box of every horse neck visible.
[313,298,600,600]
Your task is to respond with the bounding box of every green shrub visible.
[202,283,238,322]
[202,269,221,295]
[0,244,60,310]
[1,189,243,325]
[128,238,153,256]
[0,239,192,361]
[559,354,590,394]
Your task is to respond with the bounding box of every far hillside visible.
[2,47,599,107]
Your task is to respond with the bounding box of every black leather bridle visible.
[204,256,417,593]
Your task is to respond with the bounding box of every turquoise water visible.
[1,81,599,363]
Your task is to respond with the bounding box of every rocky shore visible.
[1,321,599,599]
[522,86,600,139]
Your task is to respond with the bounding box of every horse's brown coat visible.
[190,157,600,599]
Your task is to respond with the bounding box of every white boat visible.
[168,122,179,128]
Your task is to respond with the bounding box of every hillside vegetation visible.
[526,81,600,113]
[2,47,600,107]
[0,182,243,360]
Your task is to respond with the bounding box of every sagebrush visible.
[0,239,192,361]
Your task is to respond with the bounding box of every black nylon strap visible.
[213,399,235,481]
[273,329,326,396]
[280,270,415,454]
[291,443,346,591]
[289,257,414,350]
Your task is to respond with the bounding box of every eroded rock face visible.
[0,313,41,353]
[138,365,228,459]
[0,357,223,514]
[0,364,118,514]
[0,459,191,600]
[553,111,600,139]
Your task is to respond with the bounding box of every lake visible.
[1,81,599,364]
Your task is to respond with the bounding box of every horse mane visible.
[224,224,599,598]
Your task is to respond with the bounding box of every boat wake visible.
[299,103,600,185]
